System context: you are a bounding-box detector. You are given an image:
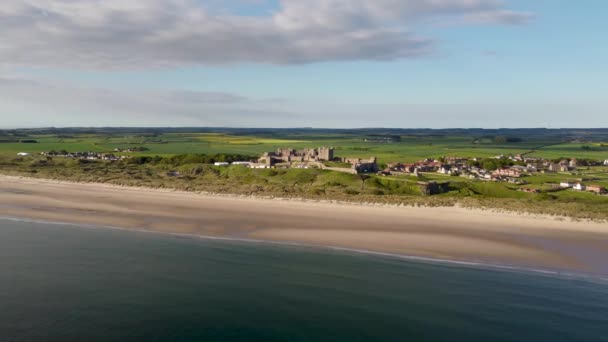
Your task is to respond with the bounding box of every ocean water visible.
[0,219,607,342]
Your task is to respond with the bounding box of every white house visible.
[232,161,251,166]
[214,162,230,166]
[560,181,574,188]
[437,166,451,175]
[248,163,270,169]
[17,152,30,156]
[526,164,538,173]
[573,183,586,191]
[604,159,608,166]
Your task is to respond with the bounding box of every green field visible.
[2,129,607,164]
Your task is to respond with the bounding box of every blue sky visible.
[0,0,606,128]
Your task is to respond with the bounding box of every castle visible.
[257,147,378,174]
[259,147,334,165]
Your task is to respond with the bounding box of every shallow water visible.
[1,219,607,341]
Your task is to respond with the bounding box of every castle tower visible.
[318,147,334,161]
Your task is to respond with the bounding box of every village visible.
[39,150,126,161]
[380,154,608,195]
[34,147,151,161]
[20,146,608,195]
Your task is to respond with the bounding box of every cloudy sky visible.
[0,0,606,128]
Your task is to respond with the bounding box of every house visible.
[526,164,538,173]
[604,159,608,166]
[232,161,251,166]
[510,165,528,173]
[573,183,586,191]
[214,162,230,166]
[438,165,452,175]
[17,152,30,156]
[248,163,270,169]
[493,168,522,178]
[401,164,416,173]
[347,157,378,174]
[586,185,606,194]
[102,155,119,161]
[386,162,403,170]
[560,181,575,188]
[415,165,436,172]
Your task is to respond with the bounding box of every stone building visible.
[259,147,334,166]
[343,157,378,173]
[257,147,379,174]
[418,181,450,195]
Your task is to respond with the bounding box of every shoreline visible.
[2,175,608,275]
[4,214,608,284]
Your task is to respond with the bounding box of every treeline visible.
[129,153,257,166]
[466,157,517,171]
[4,127,608,140]
[0,138,39,143]
[493,136,523,143]
[581,145,608,151]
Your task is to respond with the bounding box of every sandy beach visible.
[1,175,607,275]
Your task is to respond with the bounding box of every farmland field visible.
[2,128,608,164]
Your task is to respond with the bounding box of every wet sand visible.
[1,175,608,275]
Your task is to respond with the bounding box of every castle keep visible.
[257,147,378,174]
[259,147,334,165]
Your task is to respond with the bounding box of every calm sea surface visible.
[1,219,607,341]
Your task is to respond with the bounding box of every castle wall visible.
[322,166,357,174]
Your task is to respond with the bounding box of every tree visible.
[493,136,507,144]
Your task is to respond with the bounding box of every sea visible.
[1,218,607,342]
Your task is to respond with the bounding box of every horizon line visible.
[2,126,608,131]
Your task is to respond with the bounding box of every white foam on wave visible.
[1,215,606,284]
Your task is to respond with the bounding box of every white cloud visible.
[0,76,295,127]
[463,9,533,25]
[0,0,531,69]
